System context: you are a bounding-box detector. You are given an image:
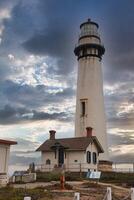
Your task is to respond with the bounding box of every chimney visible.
[86,127,93,137]
[49,130,56,140]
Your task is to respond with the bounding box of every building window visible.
[87,151,91,163]
[46,159,51,165]
[74,160,78,162]
[93,152,97,164]
[81,101,85,116]
[80,99,88,117]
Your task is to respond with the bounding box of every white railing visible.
[112,163,134,173]
[36,162,134,173]
[35,163,96,172]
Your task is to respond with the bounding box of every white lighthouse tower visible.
[74,19,108,160]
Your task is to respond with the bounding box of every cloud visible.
[0,104,74,125]
[8,137,40,166]
[108,131,134,162]
[0,80,75,109]
[0,0,17,8]
[32,110,73,122]
[0,0,133,165]
[108,132,134,147]
[9,154,40,165]
[21,0,77,76]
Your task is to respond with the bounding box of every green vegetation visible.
[2,171,134,200]
[36,172,82,182]
[0,186,52,200]
[100,172,134,186]
[36,172,61,182]
[36,171,134,187]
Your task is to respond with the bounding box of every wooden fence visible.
[24,187,134,200]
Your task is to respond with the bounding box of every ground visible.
[0,181,131,200]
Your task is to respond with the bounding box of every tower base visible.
[98,160,113,172]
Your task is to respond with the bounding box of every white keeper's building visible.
[36,128,104,172]
[0,139,17,185]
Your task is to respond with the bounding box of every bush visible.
[0,186,52,200]
[100,171,134,185]
[37,172,61,182]
[36,171,84,182]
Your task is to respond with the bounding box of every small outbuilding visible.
[0,139,17,185]
[36,127,104,172]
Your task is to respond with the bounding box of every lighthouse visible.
[74,19,108,160]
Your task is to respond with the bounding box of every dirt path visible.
[12,181,131,200]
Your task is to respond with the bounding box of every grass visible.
[100,171,134,186]
[36,171,83,182]
[36,172,61,182]
[36,171,134,187]
[2,171,134,200]
[0,186,53,200]
[0,172,133,200]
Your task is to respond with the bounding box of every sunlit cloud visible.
[0,0,133,169]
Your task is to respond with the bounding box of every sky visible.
[0,0,134,170]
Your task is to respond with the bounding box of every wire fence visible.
[23,187,134,200]
[72,187,134,200]
[36,162,134,173]
[113,163,134,173]
[35,163,96,172]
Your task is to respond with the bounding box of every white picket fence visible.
[24,187,134,200]
[24,197,31,200]
[73,187,134,200]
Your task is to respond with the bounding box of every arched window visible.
[46,159,51,165]
[93,152,97,164]
[86,151,91,163]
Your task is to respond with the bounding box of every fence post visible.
[131,188,134,200]
[74,192,80,200]
[24,197,31,200]
[107,187,112,200]
[60,169,65,190]
[79,163,82,178]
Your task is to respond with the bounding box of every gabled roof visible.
[36,136,104,153]
[0,139,17,145]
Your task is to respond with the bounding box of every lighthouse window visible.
[93,49,96,54]
[81,101,85,116]
[80,50,83,56]
[87,49,91,54]
[87,151,91,163]
[95,49,97,55]
[91,49,94,54]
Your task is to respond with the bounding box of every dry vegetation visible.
[0,181,131,200]
[0,172,133,200]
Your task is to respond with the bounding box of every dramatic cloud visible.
[0,0,133,170]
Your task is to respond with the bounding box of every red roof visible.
[36,136,104,153]
[0,139,17,145]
